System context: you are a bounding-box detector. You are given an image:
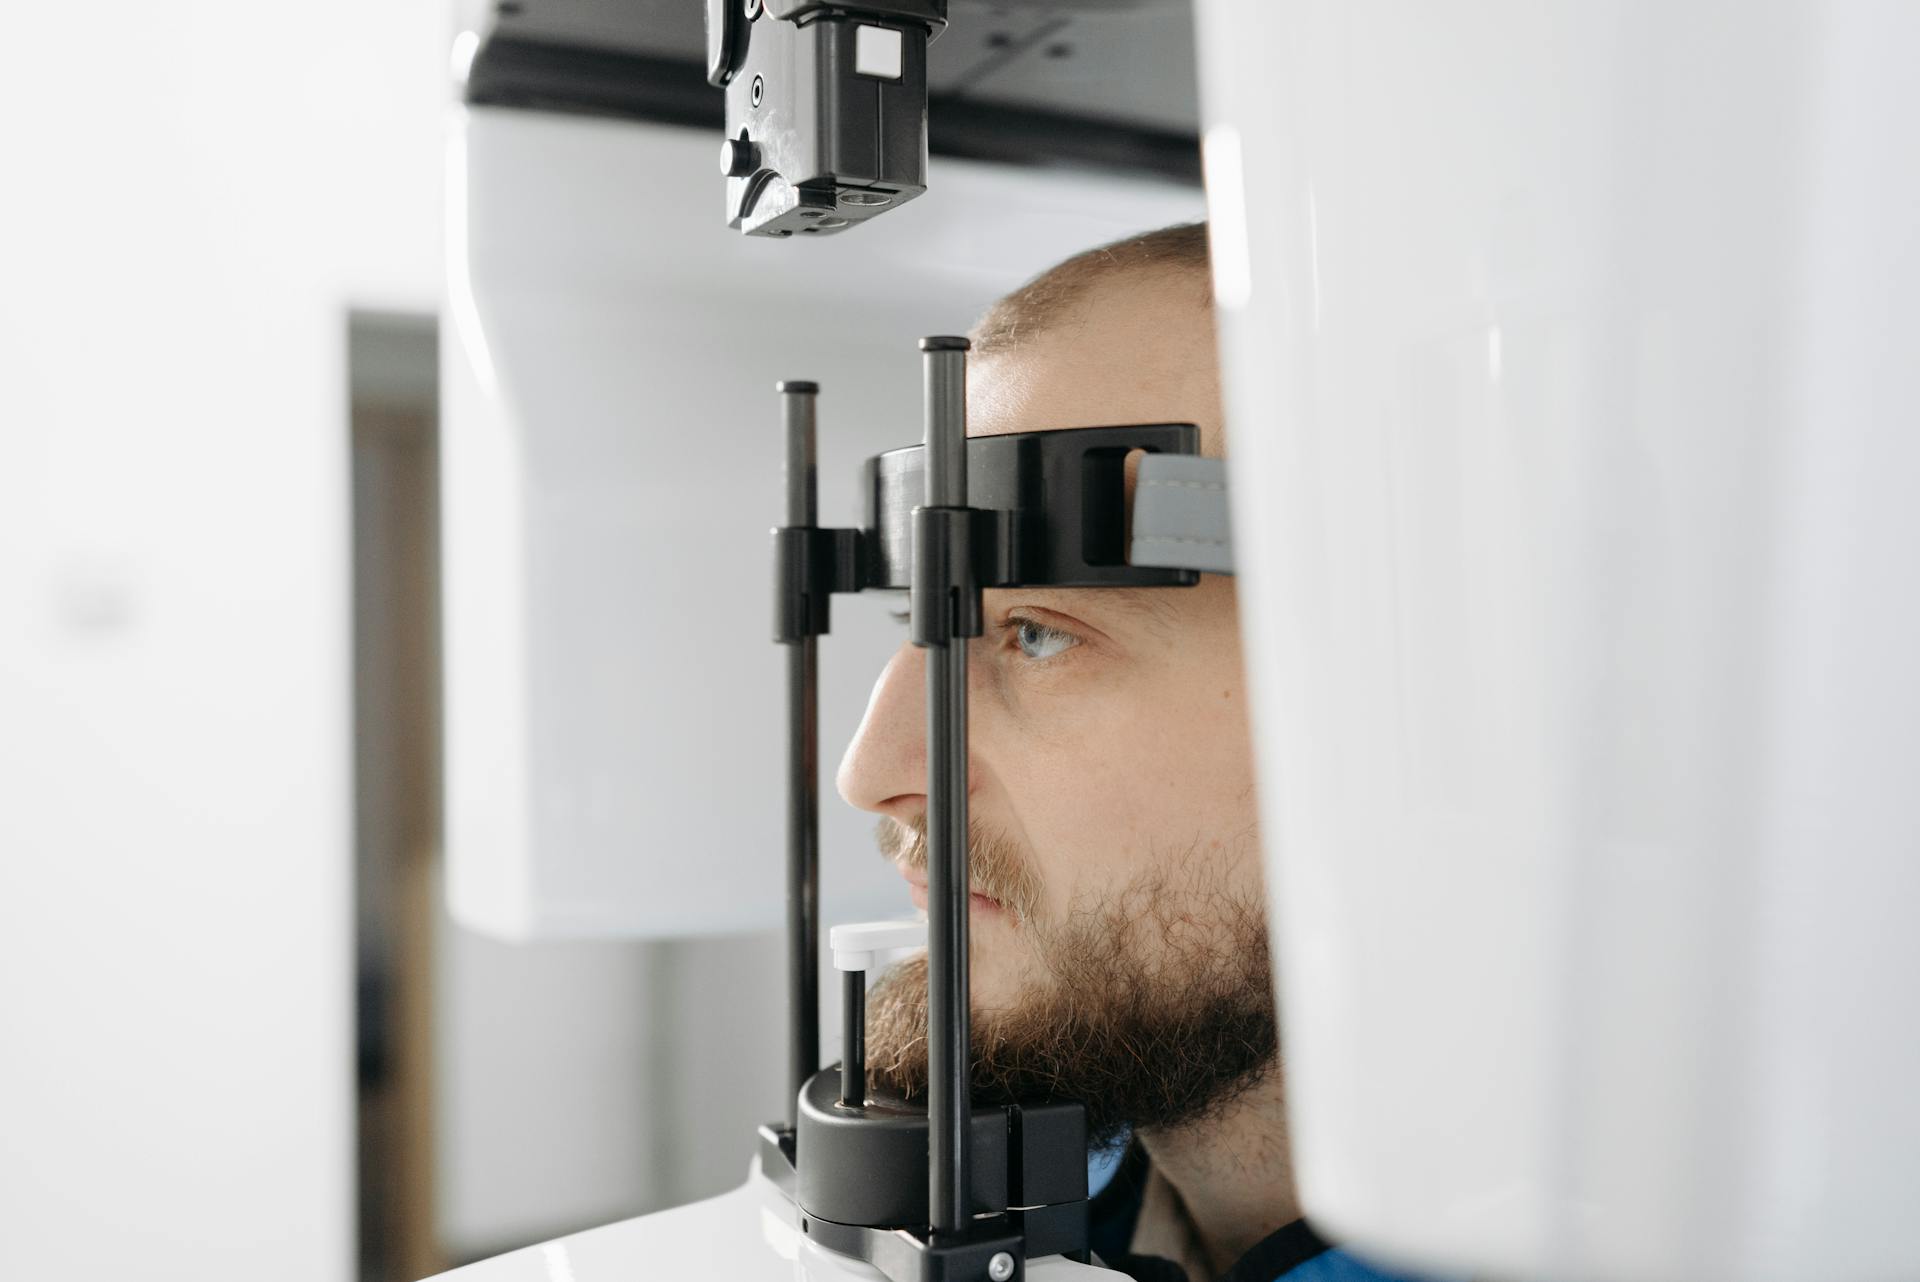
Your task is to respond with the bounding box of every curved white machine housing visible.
[1199,1,1920,1279]
[426,1164,1121,1282]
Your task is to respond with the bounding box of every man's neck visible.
[1136,1065,1298,1277]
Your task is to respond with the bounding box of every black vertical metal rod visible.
[779,379,821,1130]
[919,337,973,1235]
[841,967,867,1107]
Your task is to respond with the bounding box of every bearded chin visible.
[862,886,1278,1146]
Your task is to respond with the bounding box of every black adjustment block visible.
[863,424,1203,591]
[1009,1099,1088,1208]
[909,507,985,647]
[722,5,943,236]
[758,1122,799,1195]
[796,1070,1009,1227]
[773,526,867,642]
[1010,1202,1088,1263]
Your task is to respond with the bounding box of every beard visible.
[867,817,1278,1145]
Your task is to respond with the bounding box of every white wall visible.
[433,927,793,1256]
[0,4,442,1278]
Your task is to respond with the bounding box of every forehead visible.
[966,274,1224,452]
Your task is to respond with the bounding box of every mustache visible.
[877,816,1043,924]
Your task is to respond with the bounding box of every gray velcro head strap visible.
[1130,454,1233,575]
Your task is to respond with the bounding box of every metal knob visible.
[720,135,759,177]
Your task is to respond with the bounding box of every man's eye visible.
[1013,619,1079,661]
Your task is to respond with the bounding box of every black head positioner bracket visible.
[763,338,1213,1282]
[707,0,947,237]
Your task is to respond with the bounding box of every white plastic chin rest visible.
[831,920,927,973]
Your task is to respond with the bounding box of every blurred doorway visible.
[348,312,792,1282]
[351,312,443,1282]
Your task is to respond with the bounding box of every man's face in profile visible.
[835,265,1277,1139]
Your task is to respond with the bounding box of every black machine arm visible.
[707,0,949,237]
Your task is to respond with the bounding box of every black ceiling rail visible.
[464,36,1202,186]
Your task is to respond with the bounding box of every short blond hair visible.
[972,222,1212,354]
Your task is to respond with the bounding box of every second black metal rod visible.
[920,337,973,1235]
[841,967,867,1107]
[781,379,821,1130]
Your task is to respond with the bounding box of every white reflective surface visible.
[426,1164,1120,1282]
[1198,1,1920,1279]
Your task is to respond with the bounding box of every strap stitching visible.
[1138,477,1227,492]
[1133,534,1228,548]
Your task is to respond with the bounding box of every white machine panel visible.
[427,1163,1120,1282]
[1198,2,1920,1279]
[444,107,1202,938]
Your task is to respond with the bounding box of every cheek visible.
[992,658,1260,915]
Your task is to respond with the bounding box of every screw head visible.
[750,74,765,107]
[987,1253,1016,1282]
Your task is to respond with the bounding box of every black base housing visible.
[758,1068,1093,1282]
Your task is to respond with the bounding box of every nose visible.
[836,642,928,822]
